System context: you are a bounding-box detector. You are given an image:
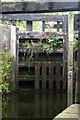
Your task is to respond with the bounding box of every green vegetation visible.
[0,11,77,93]
[2,96,12,118]
[74,33,78,73]
[20,35,63,61]
[74,33,79,52]
[74,61,77,74]
[43,42,53,55]
[74,40,78,52]
[1,83,10,94]
[0,20,11,24]
[0,49,11,94]
[43,37,62,55]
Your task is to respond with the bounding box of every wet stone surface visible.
[54,104,80,119]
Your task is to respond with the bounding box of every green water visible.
[2,92,67,119]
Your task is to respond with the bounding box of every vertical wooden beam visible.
[49,62,53,89]
[27,21,32,31]
[16,30,19,89]
[56,63,61,91]
[63,33,68,92]
[75,12,80,103]
[42,62,47,89]
[62,62,67,90]
[63,35,68,62]
[42,21,45,32]
[63,15,68,33]
[67,42,73,106]
[63,15,68,64]
[67,12,74,106]
[35,61,40,90]
[73,51,75,93]
[63,15,68,92]
[63,15,74,106]
[0,25,2,85]
[53,66,56,89]
[57,21,60,32]
[11,25,16,90]
[0,24,2,120]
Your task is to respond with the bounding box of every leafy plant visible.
[2,96,11,118]
[27,48,37,61]
[73,33,78,74]
[1,83,10,94]
[26,73,29,77]
[1,51,11,82]
[0,49,11,94]
[43,43,53,55]
[26,41,31,48]
[52,37,63,48]
[43,37,63,55]
[21,36,63,61]
[74,40,78,52]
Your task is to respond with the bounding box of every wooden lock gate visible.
[15,14,68,91]
[0,13,68,91]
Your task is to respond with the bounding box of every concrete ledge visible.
[53,104,80,119]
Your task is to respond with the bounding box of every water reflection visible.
[2,92,67,119]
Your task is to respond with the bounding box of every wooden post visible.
[0,25,2,85]
[67,41,73,106]
[56,63,61,91]
[62,62,67,90]
[0,24,2,120]
[16,28,19,89]
[49,62,53,89]
[75,13,80,103]
[42,62,47,89]
[57,21,60,32]
[73,51,75,93]
[62,15,68,92]
[42,21,45,32]
[11,25,16,90]
[27,21,32,31]
[67,13,74,106]
[63,16,68,92]
[35,62,40,90]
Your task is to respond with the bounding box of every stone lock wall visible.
[0,24,16,90]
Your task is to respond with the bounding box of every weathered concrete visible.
[0,24,16,90]
[2,24,11,50]
[53,104,80,119]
